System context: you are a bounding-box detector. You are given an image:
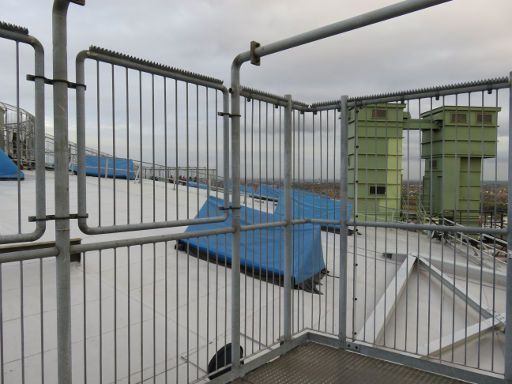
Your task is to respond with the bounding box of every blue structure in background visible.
[71,155,135,179]
[274,189,352,233]
[178,196,325,287]
[0,149,24,180]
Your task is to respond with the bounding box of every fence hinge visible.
[250,40,261,66]
[217,112,241,118]
[28,213,89,222]
[26,74,86,90]
[218,206,241,211]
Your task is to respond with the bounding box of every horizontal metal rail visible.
[349,220,507,235]
[0,246,58,263]
[240,86,308,110]
[240,221,287,232]
[312,76,511,110]
[70,226,234,253]
[233,0,451,66]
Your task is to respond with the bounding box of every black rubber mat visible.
[235,343,467,384]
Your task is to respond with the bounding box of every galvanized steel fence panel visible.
[75,47,230,235]
[0,22,46,244]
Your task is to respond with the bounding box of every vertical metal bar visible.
[339,96,348,346]
[242,97,248,354]
[82,253,87,383]
[0,265,3,383]
[99,250,103,384]
[324,109,329,333]
[39,259,45,384]
[283,94,293,342]
[164,79,168,383]
[127,247,131,383]
[195,85,200,379]
[251,98,255,355]
[139,72,143,223]
[97,62,102,226]
[152,244,156,382]
[222,90,230,209]
[113,247,117,382]
[206,87,210,371]
[332,107,337,335]
[140,245,143,382]
[164,78,168,222]
[258,100,262,348]
[215,91,220,371]
[152,75,156,222]
[279,106,282,338]
[19,261,25,384]
[311,111,315,331]
[15,42,21,234]
[504,72,512,383]
[272,103,276,343]
[112,65,116,225]
[230,63,242,370]
[491,89,499,372]
[404,100,410,352]
[52,2,73,382]
[126,68,130,224]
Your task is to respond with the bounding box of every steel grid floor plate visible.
[235,343,467,384]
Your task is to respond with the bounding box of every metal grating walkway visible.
[235,343,467,384]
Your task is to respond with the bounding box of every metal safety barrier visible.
[75,46,231,235]
[0,0,511,383]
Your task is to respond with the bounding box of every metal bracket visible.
[345,342,360,352]
[218,206,241,211]
[26,74,86,90]
[250,41,261,66]
[28,213,89,222]
[217,112,241,118]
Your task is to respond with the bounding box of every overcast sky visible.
[1,0,511,180]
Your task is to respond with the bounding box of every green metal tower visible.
[420,106,500,225]
[348,104,406,222]
[347,103,500,225]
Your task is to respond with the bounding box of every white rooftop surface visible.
[0,171,506,383]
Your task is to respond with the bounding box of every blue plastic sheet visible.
[0,149,24,180]
[178,196,325,286]
[274,189,352,232]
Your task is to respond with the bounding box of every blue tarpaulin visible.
[187,181,209,190]
[239,184,280,201]
[178,196,325,286]
[254,184,280,200]
[0,149,24,180]
[274,189,352,232]
[71,155,135,179]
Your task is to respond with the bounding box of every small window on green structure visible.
[476,113,492,124]
[432,159,437,169]
[369,185,386,195]
[450,112,467,124]
[372,109,387,120]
